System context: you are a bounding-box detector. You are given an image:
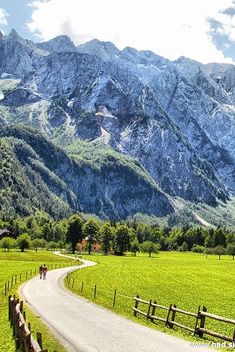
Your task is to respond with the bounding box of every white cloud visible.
[28,0,235,64]
[212,8,235,41]
[0,7,8,26]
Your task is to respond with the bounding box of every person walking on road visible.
[39,265,43,279]
[42,264,48,280]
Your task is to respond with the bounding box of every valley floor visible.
[21,258,216,352]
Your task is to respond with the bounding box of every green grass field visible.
[0,249,75,352]
[65,252,235,344]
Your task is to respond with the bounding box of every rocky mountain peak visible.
[77,39,120,61]
[37,35,77,53]
[8,28,19,38]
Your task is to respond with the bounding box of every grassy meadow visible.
[65,251,235,343]
[0,249,75,352]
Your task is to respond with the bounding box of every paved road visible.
[21,259,215,352]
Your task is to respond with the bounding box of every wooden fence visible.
[9,295,47,352]
[66,276,132,307]
[3,262,78,297]
[132,295,235,343]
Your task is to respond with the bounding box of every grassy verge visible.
[65,252,235,346]
[0,249,76,352]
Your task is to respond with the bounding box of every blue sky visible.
[0,0,235,64]
[0,0,37,41]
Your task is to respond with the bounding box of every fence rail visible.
[132,295,235,343]
[66,276,133,308]
[9,295,46,352]
[3,261,78,297]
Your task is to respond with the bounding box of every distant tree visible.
[47,241,58,251]
[25,215,38,233]
[31,226,42,240]
[149,227,162,244]
[31,238,44,252]
[136,223,152,243]
[0,237,16,251]
[114,225,132,256]
[40,239,47,248]
[66,215,83,254]
[141,241,160,257]
[52,223,67,242]
[204,247,214,259]
[204,228,215,248]
[34,210,50,227]
[16,233,31,252]
[213,245,226,260]
[41,223,52,241]
[99,223,113,255]
[83,219,100,255]
[57,241,65,252]
[226,232,235,245]
[10,218,28,237]
[184,228,205,250]
[227,243,235,260]
[130,239,140,256]
[191,244,205,253]
[179,242,188,252]
[214,228,226,247]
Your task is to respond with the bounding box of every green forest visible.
[1,211,235,258]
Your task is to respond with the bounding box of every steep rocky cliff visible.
[0,125,173,219]
[0,30,234,221]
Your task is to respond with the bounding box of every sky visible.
[0,0,235,64]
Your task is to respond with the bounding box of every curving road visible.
[21,259,215,352]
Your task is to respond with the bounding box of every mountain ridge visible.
[0,30,235,225]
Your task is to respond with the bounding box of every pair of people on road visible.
[39,264,48,280]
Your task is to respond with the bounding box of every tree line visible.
[0,211,235,258]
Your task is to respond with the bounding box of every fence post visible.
[72,278,75,289]
[8,295,13,322]
[147,299,152,320]
[94,285,97,299]
[37,332,43,349]
[19,301,23,312]
[166,304,172,326]
[13,298,19,335]
[113,289,117,308]
[20,273,22,282]
[194,306,201,335]
[151,300,157,320]
[11,276,14,288]
[81,282,84,294]
[198,306,207,338]
[15,312,20,346]
[25,330,31,352]
[5,282,7,296]
[169,304,177,328]
[133,295,139,317]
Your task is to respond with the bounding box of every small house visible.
[0,229,12,239]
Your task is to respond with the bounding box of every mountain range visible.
[0,29,235,226]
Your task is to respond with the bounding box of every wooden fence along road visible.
[9,295,46,352]
[133,295,235,343]
[3,262,78,297]
[66,275,235,345]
